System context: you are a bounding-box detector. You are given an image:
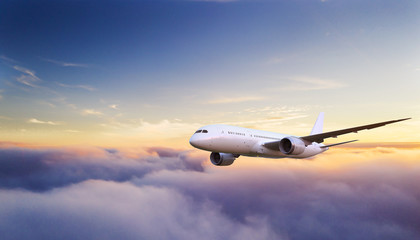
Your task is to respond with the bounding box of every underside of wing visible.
[301,118,411,143]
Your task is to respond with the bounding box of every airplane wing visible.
[301,118,411,143]
[320,139,358,148]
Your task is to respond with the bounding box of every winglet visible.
[310,112,324,135]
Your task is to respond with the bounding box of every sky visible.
[0,0,419,239]
[0,0,419,147]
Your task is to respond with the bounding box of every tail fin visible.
[310,112,324,135]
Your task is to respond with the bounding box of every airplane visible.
[189,113,410,166]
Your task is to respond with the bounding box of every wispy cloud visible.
[219,114,308,127]
[206,96,264,104]
[38,100,56,108]
[13,65,41,88]
[243,105,309,115]
[13,66,40,81]
[53,97,78,110]
[277,76,346,91]
[41,58,90,68]
[56,82,96,91]
[28,118,61,125]
[0,55,18,63]
[65,129,81,133]
[82,109,103,116]
[109,104,119,110]
[100,119,201,143]
[8,65,60,96]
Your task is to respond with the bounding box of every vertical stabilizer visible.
[310,112,324,135]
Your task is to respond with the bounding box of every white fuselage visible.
[189,124,327,159]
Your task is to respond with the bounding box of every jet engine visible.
[210,152,236,166]
[279,137,306,155]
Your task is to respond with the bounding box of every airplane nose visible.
[189,134,207,149]
[189,135,198,147]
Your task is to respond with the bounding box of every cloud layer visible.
[0,143,419,240]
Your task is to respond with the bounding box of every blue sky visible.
[0,0,419,146]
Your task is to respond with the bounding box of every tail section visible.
[310,112,324,135]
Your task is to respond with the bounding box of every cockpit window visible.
[202,130,208,133]
[195,130,202,134]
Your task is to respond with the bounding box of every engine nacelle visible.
[279,137,306,155]
[210,152,236,166]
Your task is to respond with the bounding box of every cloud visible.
[0,143,419,239]
[109,104,119,110]
[56,82,96,91]
[41,58,90,68]
[8,65,59,96]
[28,118,61,125]
[0,55,18,63]
[13,65,42,88]
[13,66,40,81]
[82,109,103,116]
[206,96,265,104]
[0,181,277,240]
[219,114,307,127]
[101,119,202,141]
[211,105,310,130]
[64,129,80,133]
[274,76,346,91]
[0,145,205,191]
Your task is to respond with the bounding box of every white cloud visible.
[56,82,96,91]
[41,58,90,68]
[65,129,81,133]
[53,97,78,110]
[219,114,308,127]
[278,76,346,91]
[13,66,40,81]
[0,55,18,63]
[100,119,202,143]
[206,96,264,104]
[28,118,61,125]
[82,109,103,116]
[109,104,119,110]
[16,75,39,88]
[13,65,41,88]
[38,101,56,108]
